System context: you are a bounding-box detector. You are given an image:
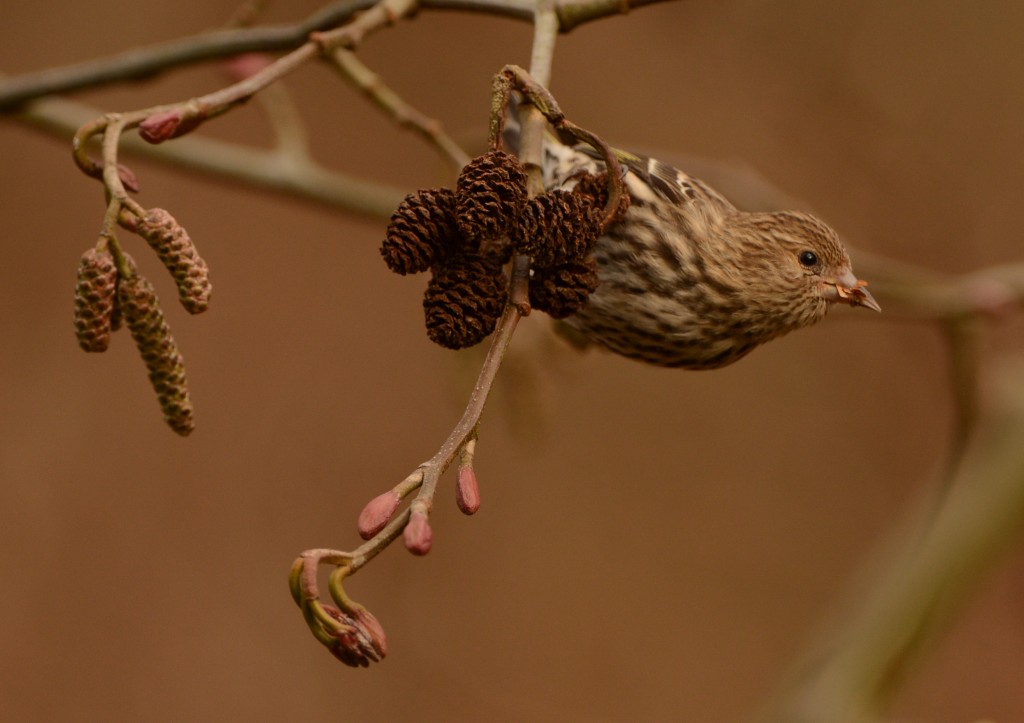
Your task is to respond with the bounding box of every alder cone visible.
[455,150,528,240]
[512,190,600,266]
[381,188,459,275]
[529,258,600,319]
[423,256,507,350]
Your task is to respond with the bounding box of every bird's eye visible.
[798,250,819,268]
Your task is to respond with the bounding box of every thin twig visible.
[939,314,981,489]
[21,93,404,218]
[0,0,376,110]
[0,0,680,110]
[252,75,312,159]
[325,48,470,168]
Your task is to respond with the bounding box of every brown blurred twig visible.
[324,48,471,168]
[0,0,676,110]
[761,362,1024,722]
[17,92,404,217]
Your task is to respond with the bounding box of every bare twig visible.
[22,93,403,217]
[288,10,584,661]
[939,314,982,487]
[0,0,679,110]
[0,0,375,110]
[325,48,470,168]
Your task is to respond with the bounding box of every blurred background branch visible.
[762,361,1024,721]
[2,1,1023,720]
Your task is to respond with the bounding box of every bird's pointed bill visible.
[826,269,881,312]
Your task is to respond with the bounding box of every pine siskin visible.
[537,141,880,369]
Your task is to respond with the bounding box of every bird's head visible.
[746,210,880,315]
[778,211,880,314]
[721,210,880,340]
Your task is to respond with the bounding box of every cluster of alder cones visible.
[73,209,211,435]
[380,149,619,349]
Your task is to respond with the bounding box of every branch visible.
[18,93,404,218]
[0,1,368,110]
[760,362,1024,722]
[324,48,471,168]
[287,19,646,664]
[0,0,678,110]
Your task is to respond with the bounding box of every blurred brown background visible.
[2,1,1023,720]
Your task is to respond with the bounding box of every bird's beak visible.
[825,268,881,312]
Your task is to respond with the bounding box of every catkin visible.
[73,247,119,352]
[135,209,212,314]
[117,273,195,436]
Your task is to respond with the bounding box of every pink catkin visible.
[73,247,119,353]
[117,273,194,436]
[135,208,212,314]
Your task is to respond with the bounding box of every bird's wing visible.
[613,149,736,215]
[557,143,736,224]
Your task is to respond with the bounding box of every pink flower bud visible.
[966,278,1018,318]
[138,110,202,144]
[403,511,433,556]
[118,211,139,233]
[357,490,401,539]
[117,164,140,193]
[320,604,386,667]
[354,607,388,658]
[456,464,480,515]
[221,53,273,82]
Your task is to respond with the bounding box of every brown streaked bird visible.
[541,143,880,369]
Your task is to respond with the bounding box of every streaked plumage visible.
[540,142,880,368]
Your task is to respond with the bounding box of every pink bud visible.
[320,604,384,667]
[403,511,433,556]
[966,278,1018,317]
[117,163,140,193]
[357,490,401,539]
[118,211,139,233]
[138,110,202,144]
[221,53,273,82]
[456,465,480,515]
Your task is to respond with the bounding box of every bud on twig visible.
[73,247,119,352]
[321,604,387,667]
[456,464,480,515]
[117,273,194,435]
[221,53,273,82]
[357,490,402,539]
[117,164,141,193]
[135,208,212,314]
[352,607,388,659]
[403,510,433,555]
[138,110,204,144]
